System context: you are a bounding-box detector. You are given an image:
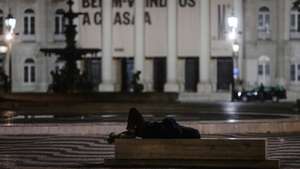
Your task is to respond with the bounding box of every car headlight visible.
[254,92,258,96]
[237,92,242,97]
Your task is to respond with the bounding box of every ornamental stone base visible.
[197,82,212,93]
[99,82,115,92]
[164,82,179,92]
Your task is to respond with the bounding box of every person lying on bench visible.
[107,108,201,143]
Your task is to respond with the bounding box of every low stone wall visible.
[1,118,300,135]
[0,92,178,103]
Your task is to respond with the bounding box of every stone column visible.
[276,0,287,85]
[164,0,179,92]
[134,0,145,84]
[39,0,51,91]
[197,0,211,93]
[99,0,114,91]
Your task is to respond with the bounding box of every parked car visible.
[234,85,287,102]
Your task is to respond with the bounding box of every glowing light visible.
[232,43,240,52]
[228,16,238,29]
[5,33,13,41]
[0,46,8,53]
[228,31,237,40]
[101,114,117,118]
[5,14,16,31]
[227,119,237,123]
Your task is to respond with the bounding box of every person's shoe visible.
[106,131,136,144]
[106,132,118,144]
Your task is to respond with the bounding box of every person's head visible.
[129,107,139,113]
[127,108,144,133]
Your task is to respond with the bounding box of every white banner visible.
[78,0,200,57]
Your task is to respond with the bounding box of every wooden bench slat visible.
[115,139,267,160]
[104,159,279,169]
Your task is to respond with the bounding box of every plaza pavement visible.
[0,100,299,135]
[0,99,300,168]
[0,134,300,169]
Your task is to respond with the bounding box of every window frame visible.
[54,9,65,35]
[290,7,300,39]
[217,3,230,40]
[257,56,271,85]
[257,6,271,40]
[257,62,271,76]
[290,64,296,82]
[290,61,300,83]
[23,9,35,35]
[24,58,36,84]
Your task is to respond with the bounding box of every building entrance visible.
[121,58,134,92]
[153,58,166,92]
[84,58,101,90]
[217,58,233,91]
[185,58,199,92]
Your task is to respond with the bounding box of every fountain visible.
[41,0,101,93]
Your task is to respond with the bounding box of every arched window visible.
[54,9,65,35]
[290,6,300,39]
[24,9,35,35]
[24,58,36,83]
[0,10,3,35]
[257,56,271,85]
[257,6,271,39]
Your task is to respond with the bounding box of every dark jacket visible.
[136,118,201,139]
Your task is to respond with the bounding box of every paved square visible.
[0,135,299,169]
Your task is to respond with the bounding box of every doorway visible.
[185,58,199,92]
[84,58,102,90]
[217,58,233,91]
[121,58,134,92]
[153,58,166,92]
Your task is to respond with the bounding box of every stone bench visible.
[104,139,279,169]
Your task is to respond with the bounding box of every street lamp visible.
[232,42,240,53]
[4,9,16,92]
[232,41,240,82]
[227,16,238,40]
[5,9,16,35]
[227,16,239,101]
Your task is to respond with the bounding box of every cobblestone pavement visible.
[0,135,299,169]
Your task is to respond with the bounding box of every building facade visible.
[0,0,299,101]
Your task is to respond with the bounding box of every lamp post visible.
[4,9,16,92]
[227,16,239,101]
[232,41,240,100]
